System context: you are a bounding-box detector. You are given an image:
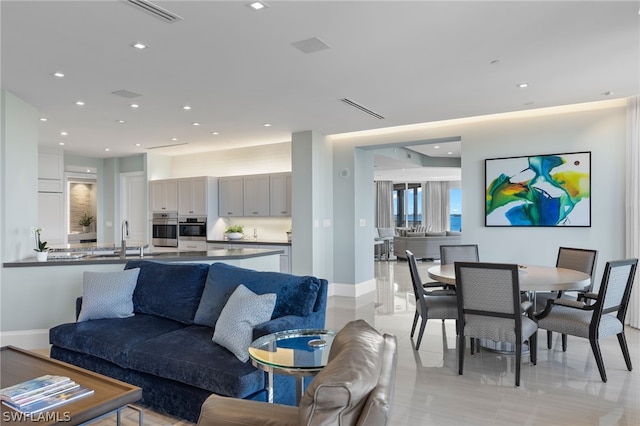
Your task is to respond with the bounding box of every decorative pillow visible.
[194,263,320,327]
[406,232,426,237]
[377,228,395,238]
[212,284,276,363]
[77,268,140,322]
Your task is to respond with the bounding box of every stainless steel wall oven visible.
[179,217,207,241]
[152,212,178,247]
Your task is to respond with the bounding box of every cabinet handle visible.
[253,212,258,215]
[281,211,287,214]
[227,212,233,215]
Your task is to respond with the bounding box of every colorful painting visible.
[485,152,591,227]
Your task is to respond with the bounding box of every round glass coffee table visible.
[249,329,336,404]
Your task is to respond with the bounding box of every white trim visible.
[329,278,376,298]
[0,329,50,350]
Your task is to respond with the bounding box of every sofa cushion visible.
[126,325,265,399]
[299,319,384,425]
[426,231,447,237]
[125,260,209,324]
[77,268,140,322]
[405,232,425,237]
[49,314,187,368]
[446,231,462,236]
[194,263,320,328]
[212,285,276,362]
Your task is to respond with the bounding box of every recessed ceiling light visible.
[86,169,91,173]
[182,106,191,110]
[53,72,65,78]
[130,104,139,108]
[434,145,440,149]
[117,120,125,123]
[517,83,529,88]
[601,91,614,96]
[132,42,148,50]
[263,123,272,127]
[447,152,453,155]
[211,131,219,135]
[75,101,85,106]
[192,122,200,126]
[171,137,178,141]
[104,148,110,152]
[58,142,65,146]
[60,131,68,136]
[248,1,267,10]
[135,143,141,147]
[40,118,48,122]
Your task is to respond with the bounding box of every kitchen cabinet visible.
[150,179,178,212]
[243,174,270,216]
[178,177,208,215]
[269,172,292,216]
[179,240,207,251]
[38,192,65,245]
[218,176,244,217]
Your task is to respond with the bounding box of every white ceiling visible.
[2,1,638,181]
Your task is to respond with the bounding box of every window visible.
[393,183,422,227]
[450,187,462,231]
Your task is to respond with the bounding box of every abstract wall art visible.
[485,151,591,227]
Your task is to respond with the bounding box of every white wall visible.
[331,100,627,288]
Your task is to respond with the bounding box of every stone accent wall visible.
[69,182,96,233]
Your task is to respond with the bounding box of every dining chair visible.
[406,250,458,350]
[536,258,638,382]
[455,262,537,386]
[440,244,479,265]
[535,247,598,346]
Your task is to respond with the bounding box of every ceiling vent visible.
[146,142,188,150]
[124,0,183,23]
[112,90,142,98]
[340,98,385,120]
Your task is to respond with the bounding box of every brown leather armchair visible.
[196,319,398,426]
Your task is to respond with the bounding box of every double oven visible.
[152,212,178,247]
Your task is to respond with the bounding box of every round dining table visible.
[427,264,591,293]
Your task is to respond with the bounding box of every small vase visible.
[36,251,48,262]
[227,232,244,240]
[82,225,89,233]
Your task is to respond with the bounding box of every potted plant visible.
[33,227,49,261]
[79,213,95,233]
[225,225,244,240]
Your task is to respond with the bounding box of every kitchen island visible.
[1,248,282,349]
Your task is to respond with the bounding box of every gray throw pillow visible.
[212,284,277,363]
[77,268,140,322]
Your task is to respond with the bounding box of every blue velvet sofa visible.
[49,261,328,422]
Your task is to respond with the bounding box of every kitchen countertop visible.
[48,242,149,252]
[3,248,284,268]
[207,239,291,246]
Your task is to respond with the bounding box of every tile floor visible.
[72,260,640,425]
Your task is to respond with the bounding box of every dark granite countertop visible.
[3,248,283,268]
[207,239,291,246]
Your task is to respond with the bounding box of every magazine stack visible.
[1,375,93,415]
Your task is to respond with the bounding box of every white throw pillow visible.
[212,284,277,363]
[77,268,140,322]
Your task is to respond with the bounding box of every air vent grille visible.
[125,0,183,23]
[146,142,188,150]
[340,98,385,120]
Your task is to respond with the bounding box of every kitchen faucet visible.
[120,220,129,259]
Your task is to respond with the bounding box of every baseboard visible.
[0,329,50,350]
[329,279,376,298]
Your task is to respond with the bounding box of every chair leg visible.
[561,334,567,352]
[470,337,475,355]
[530,332,537,365]
[547,330,553,349]
[411,311,419,338]
[589,338,607,382]
[617,332,633,371]
[515,342,522,387]
[415,317,427,350]
[458,332,466,375]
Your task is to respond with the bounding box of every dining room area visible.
[365,252,640,425]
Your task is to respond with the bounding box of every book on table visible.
[1,375,94,415]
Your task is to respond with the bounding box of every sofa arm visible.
[198,394,298,426]
[253,315,308,340]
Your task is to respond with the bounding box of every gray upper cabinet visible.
[269,172,292,216]
[150,179,178,212]
[218,176,244,216]
[178,177,208,216]
[243,174,270,216]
